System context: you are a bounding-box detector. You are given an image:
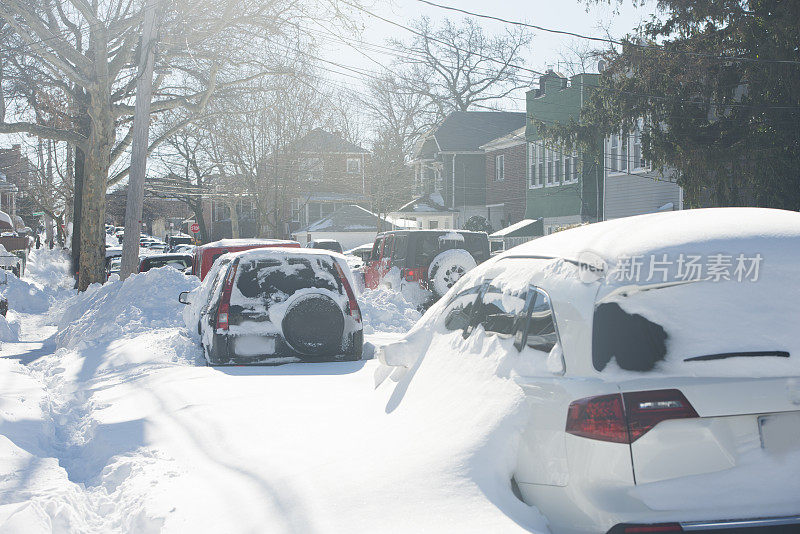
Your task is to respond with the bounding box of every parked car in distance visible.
[106,256,122,279]
[191,238,301,280]
[307,239,343,254]
[364,230,490,298]
[138,253,193,273]
[376,208,800,534]
[172,244,195,254]
[167,234,193,252]
[180,248,363,365]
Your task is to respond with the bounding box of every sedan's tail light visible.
[623,389,698,442]
[566,389,698,444]
[566,393,629,443]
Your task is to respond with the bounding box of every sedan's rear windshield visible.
[591,278,799,376]
[233,256,342,305]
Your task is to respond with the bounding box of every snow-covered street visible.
[0,250,546,533]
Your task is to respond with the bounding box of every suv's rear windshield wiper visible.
[684,351,790,362]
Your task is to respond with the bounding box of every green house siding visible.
[524,73,604,222]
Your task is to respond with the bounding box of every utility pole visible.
[120,0,157,279]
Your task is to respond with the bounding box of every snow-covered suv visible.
[375,208,800,534]
[364,230,490,298]
[180,248,363,365]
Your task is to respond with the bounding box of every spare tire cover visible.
[281,294,345,356]
[427,249,477,297]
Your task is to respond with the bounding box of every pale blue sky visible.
[322,0,659,109]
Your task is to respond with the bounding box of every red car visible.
[191,239,300,280]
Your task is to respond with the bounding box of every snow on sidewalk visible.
[0,251,547,533]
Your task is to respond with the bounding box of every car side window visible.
[382,235,394,261]
[476,286,528,337]
[370,238,383,261]
[392,235,408,263]
[523,289,559,353]
[204,260,231,311]
[440,284,482,332]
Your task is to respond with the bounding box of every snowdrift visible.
[57,267,199,349]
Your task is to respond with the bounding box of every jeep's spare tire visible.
[427,249,477,297]
[281,294,344,356]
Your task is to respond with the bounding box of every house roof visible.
[290,128,368,154]
[489,218,542,238]
[418,111,527,156]
[480,126,527,151]
[294,204,387,234]
[393,193,458,214]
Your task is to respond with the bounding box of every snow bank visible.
[57,267,199,349]
[1,273,64,314]
[25,247,73,289]
[359,286,422,334]
[0,314,19,342]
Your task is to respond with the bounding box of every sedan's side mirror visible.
[178,291,191,305]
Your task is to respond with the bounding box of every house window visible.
[528,143,538,188]
[609,135,619,172]
[546,148,555,186]
[620,133,628,172]
[429,220,439,229]
[633,127,649,169]
[495,154,505,181]
[538,145,545,187]
[555,147,563,183]
[566,150,580,184]
[291,198,301,223]
[347,157,361,174]
[564,154,571,183]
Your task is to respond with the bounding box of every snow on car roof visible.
[200,238,299,249]
[504,208,800,265]
[226,246,346,261]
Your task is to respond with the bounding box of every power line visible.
[415,0,800,66]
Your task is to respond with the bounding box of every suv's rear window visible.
[233,256,342,305]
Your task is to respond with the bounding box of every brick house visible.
[481,126,527,231]
[265,128,370,237]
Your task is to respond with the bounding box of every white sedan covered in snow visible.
[376,207,800,534]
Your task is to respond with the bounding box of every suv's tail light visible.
[566,389,698,444]
[334,262,361,323]
[402,268,419,282]
[215,262,238,330]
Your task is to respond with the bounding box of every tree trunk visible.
[78,93,114,290]
[192,202,209,244]
[71,146,84,279]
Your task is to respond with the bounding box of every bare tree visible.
[555,41,602,77]
[359,72,428,226]
[390,17,532,119]
[0,0,360,289]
